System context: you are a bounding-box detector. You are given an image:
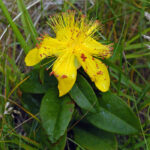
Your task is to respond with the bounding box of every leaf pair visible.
[70,75,141,135]
[39,74,140,150]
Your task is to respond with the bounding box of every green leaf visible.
[20,69,57,94]
[21,94,41,114]
[20,70,47,94]
[101,92,141,130]
[87,92,141,135]
[74,123,117,150]
[49,133,67,150]
[40,88,74,143]
[38,129,66,149]
[70,75,99,112]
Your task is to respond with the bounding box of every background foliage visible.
[0,0,150,149]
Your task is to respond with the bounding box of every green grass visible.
[0,0,150,149]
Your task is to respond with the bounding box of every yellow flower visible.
[25,11,113,97]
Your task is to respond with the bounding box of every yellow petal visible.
[52,53,77,97]
[25,48,43,66]
[25,36,67,66]
[94,59,110,92]
[25,45,53,66]
[82,37,113,58]
[41,36,66,56]
[76,52,110,92]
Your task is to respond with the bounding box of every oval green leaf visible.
[40,88,74,143]
[70,75,140,134]
[70,75,99,112]
[101,92,141,131]
[74,123,117,150]
[87,107,138,134]
[87,92,141,134]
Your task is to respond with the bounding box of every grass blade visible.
[0,0,28,53]
[17,0,38,46]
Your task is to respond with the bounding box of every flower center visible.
[66,28,85,53]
